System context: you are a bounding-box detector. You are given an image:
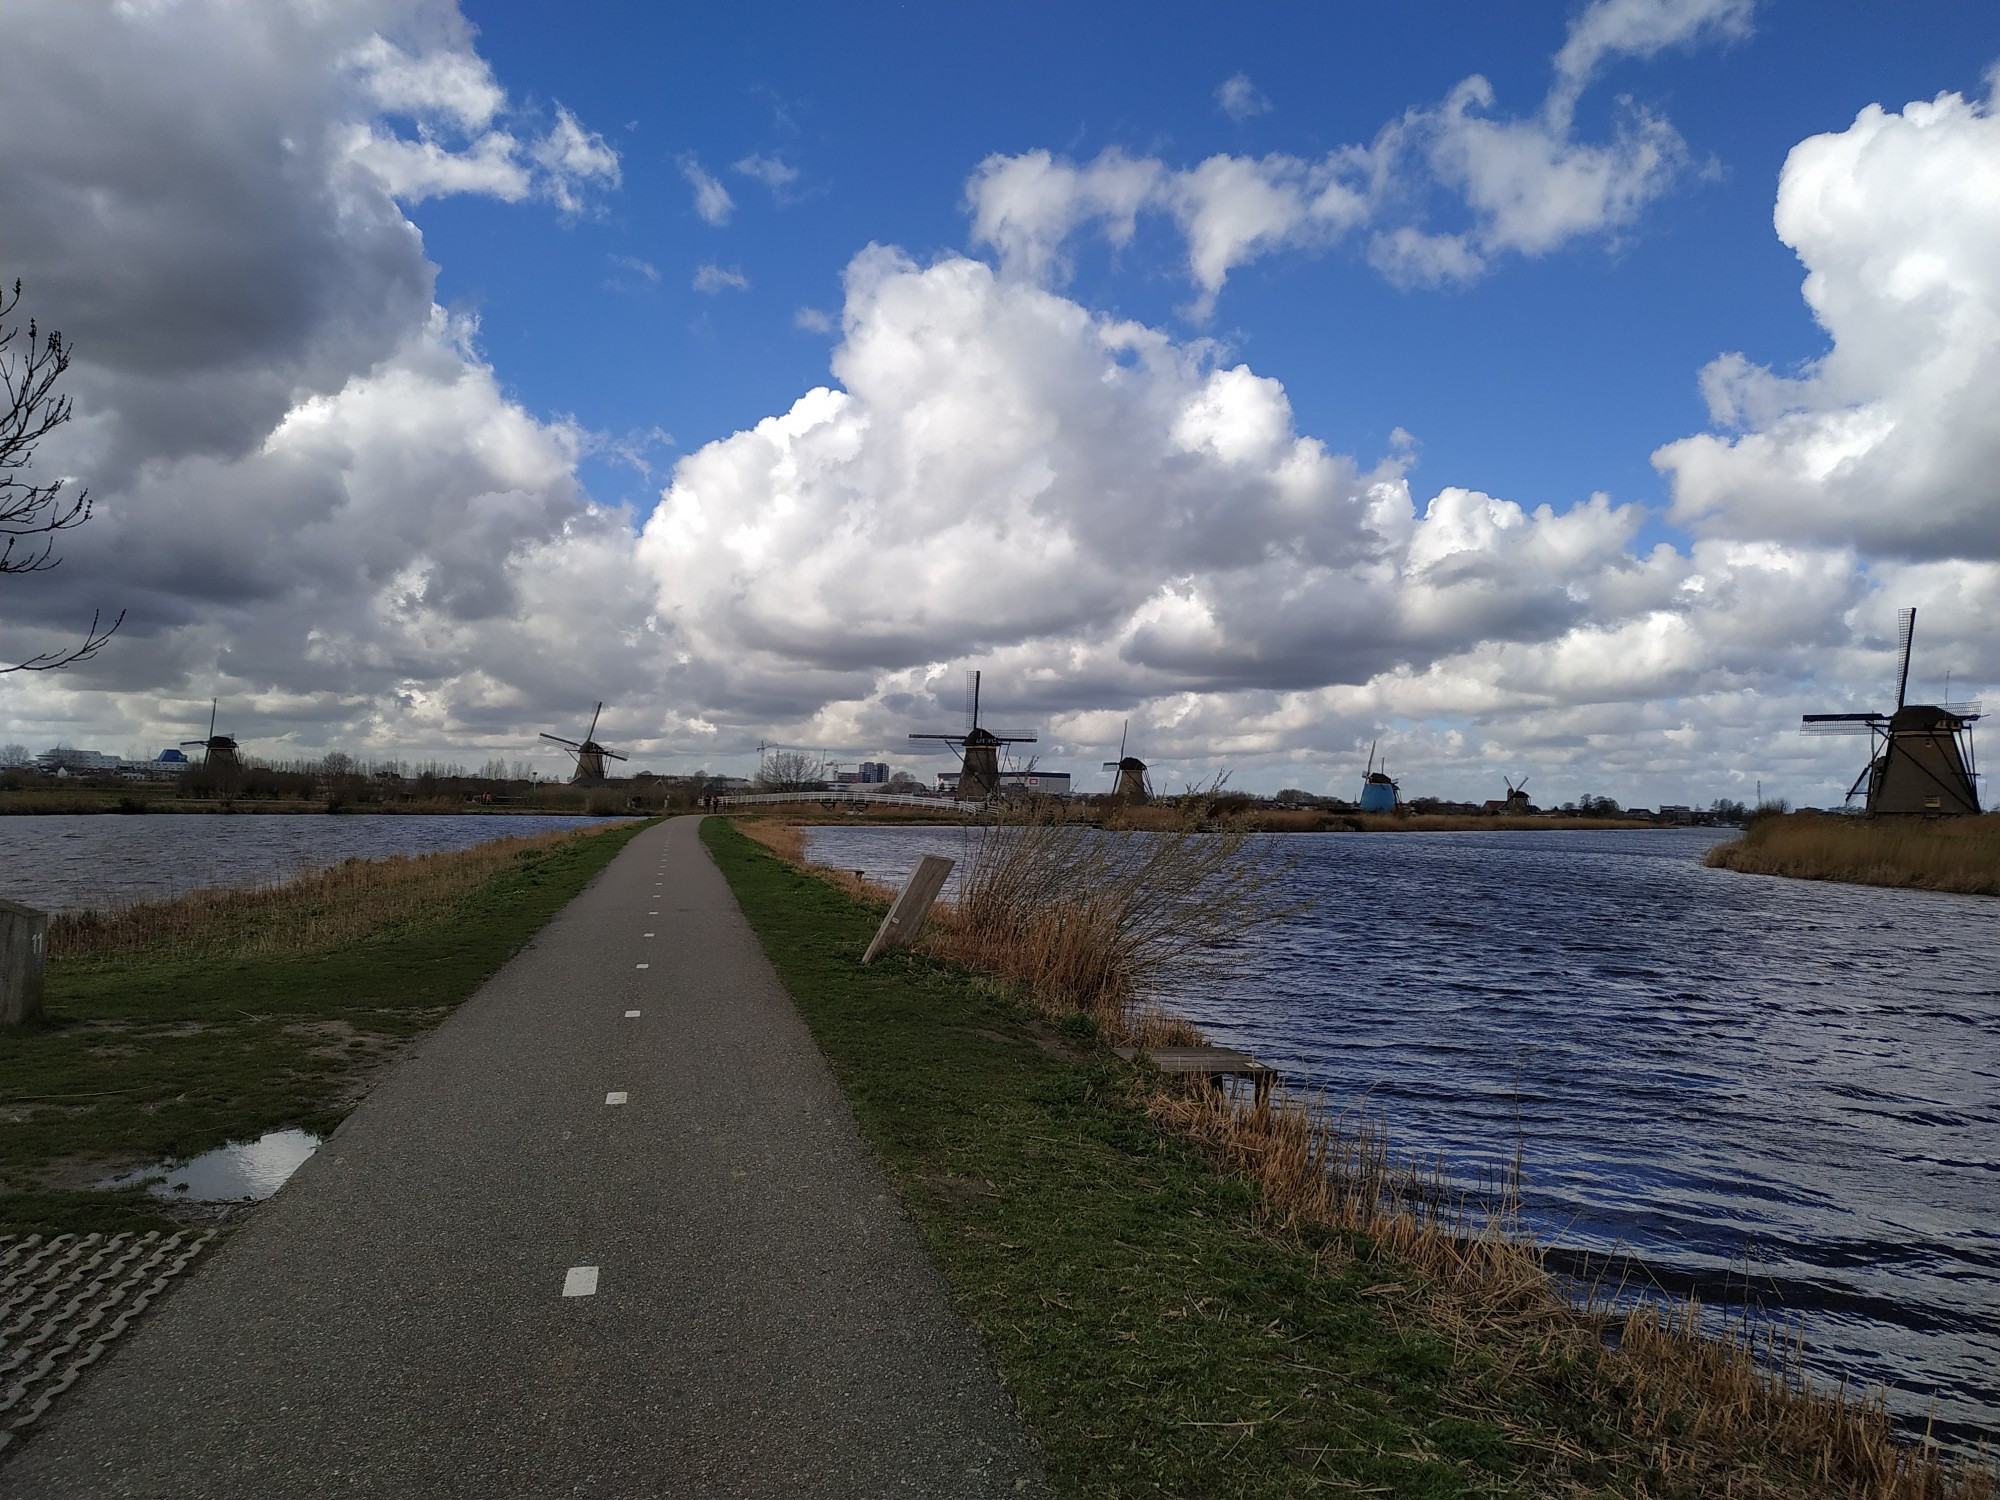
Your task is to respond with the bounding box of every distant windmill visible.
[540,702,629,785]
[1102,720,1152,805]
[1802,607,1982,814]
[179,700,241,777]
[1358,740,1398,813]
[909,670,1037,801]
[1503,775,1532,813]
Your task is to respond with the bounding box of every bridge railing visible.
[711,790,986,813]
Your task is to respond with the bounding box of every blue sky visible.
[428,2,1993,526]
[3,1,1999,805]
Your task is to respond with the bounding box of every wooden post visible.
[0,898,49,1027]
[861,855,954,964]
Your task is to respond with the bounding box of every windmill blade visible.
[178,739,207,748]
[1893,608,1917,710]
[1103,761,1121,770]
[601,748,629,762]
[208,699,218,739]
[990,733,1038,744]
[909,732,965,744]
[585,702,604,742]
[1942,701,1984,718]
[1801,721,1880,736]
[540,732,584,749]
[1118,719,1128,762]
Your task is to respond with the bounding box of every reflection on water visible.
[102,1127,321,1201]
[0,813,620,913]
[805,824,2000,1447]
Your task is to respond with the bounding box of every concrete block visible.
[0,897,49,1026]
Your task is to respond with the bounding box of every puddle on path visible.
[101,1127,321,1201]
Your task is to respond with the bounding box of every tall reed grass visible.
[920,803,1299,1035]
[48,828,613,961]
[1154,1086,1991,1497]
[1708,812,2000,896]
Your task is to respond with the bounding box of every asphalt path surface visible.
[5,816,1049,1499]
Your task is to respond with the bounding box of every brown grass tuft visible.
[920,803,1298,1037]
[48,827,620,962]
[1155,1084,1993,1498]
[1707,812,2000,896]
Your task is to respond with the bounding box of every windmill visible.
[1102,720,1151,805]
[908,670,1036,800]
[1802,607,1982,815]
[179,700,242,779]
[540,702,628,785]
[1503,775,1532,813]
[1358,740,1398,812]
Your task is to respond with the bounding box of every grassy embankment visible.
[711,815,1990,1500]
[0,821,647,1236]
[1707,812,2000,895]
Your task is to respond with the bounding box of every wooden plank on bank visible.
[861,855,955,964]
[1113,1044,1276,1106]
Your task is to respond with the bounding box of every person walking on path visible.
[4,817,1048,1499]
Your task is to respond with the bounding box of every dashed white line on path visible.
[606,1091,628,1105]
[563,1266,600,1297]
[625,1010,641,1018]
[644,932,655,937]
[636,963,649,969]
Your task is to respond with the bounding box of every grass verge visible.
[1707,811,2000,895]
[702,817,1992,1499]
[1,822,648,1235]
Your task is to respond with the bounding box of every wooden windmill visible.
[1802,607,1982,814]
[909,670,1036,800]
[540,702,628,785]
[1503,776,1532,814]
[179,700,242,780]
[1102,721,1151,804]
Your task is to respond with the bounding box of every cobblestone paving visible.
[0,1230,215,1454]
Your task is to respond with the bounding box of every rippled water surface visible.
[0,813,621,913]
[806,824,2000,1443]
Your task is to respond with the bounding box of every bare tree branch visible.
[0,276,122,672]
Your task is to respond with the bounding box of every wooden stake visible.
[861,855,954,964]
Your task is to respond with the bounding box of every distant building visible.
[858,761,889,783]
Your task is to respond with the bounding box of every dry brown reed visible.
[1708,812,2000,896]
[920,803,1299,1035]
[48,828,612,962]
[1153,1085,1994,1498]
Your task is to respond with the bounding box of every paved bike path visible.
[5,816,1048,1499]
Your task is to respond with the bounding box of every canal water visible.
[804,824,2000,1446]
[0,813,621,913]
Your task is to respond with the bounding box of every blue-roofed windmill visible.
[1358,740,1398,813]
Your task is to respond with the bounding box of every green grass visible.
[1,822,648,1235]
[701,818,1591,1499]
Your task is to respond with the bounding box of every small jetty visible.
[1113,1043,1276,1106]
